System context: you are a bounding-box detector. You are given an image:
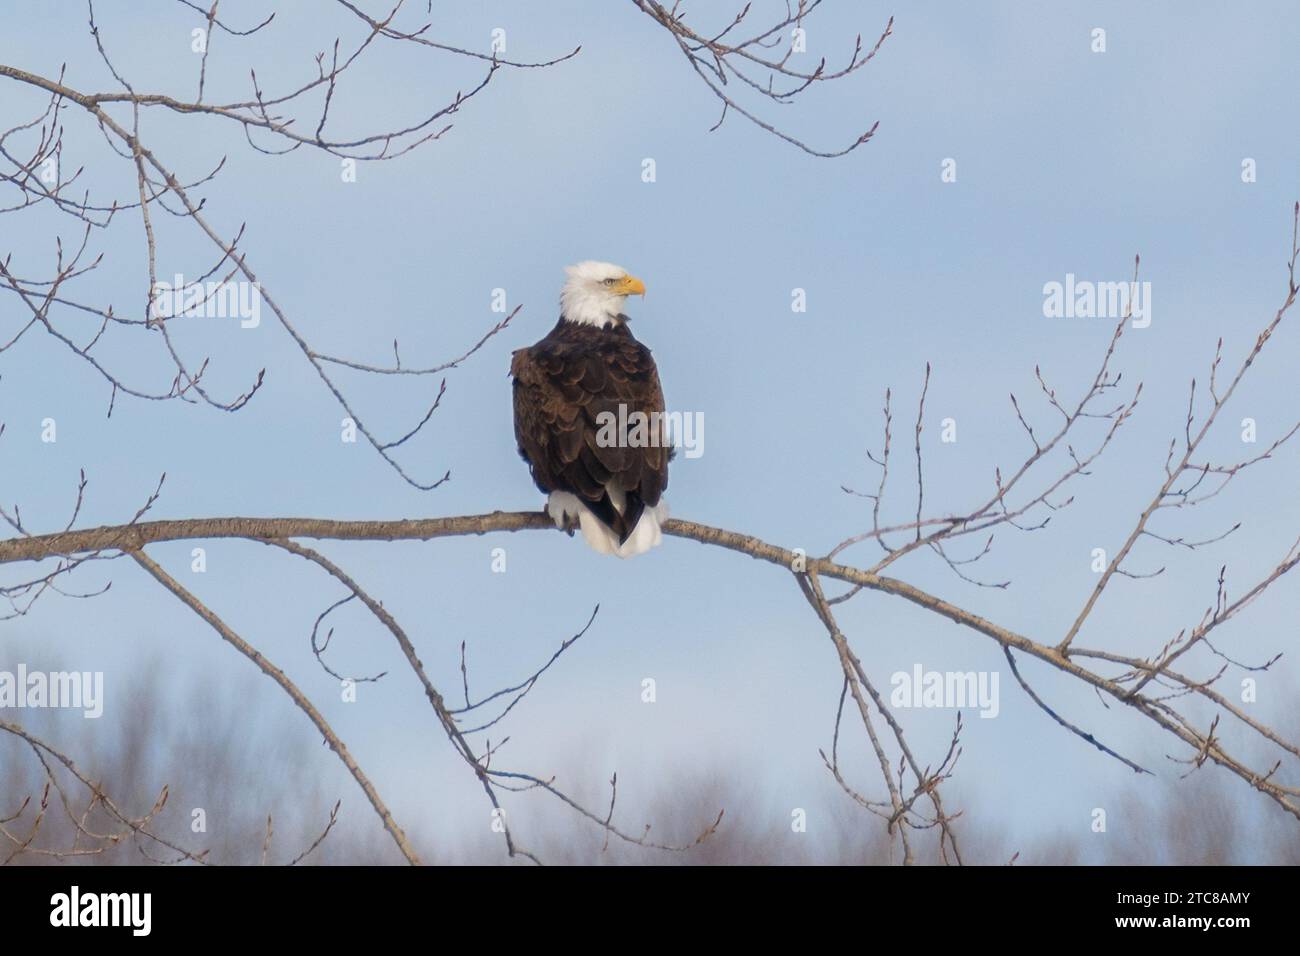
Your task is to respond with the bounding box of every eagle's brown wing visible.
[511,320,668,542]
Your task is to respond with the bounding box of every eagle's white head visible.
[560,260,646,328]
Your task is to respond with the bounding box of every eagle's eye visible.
[602,277,616,286]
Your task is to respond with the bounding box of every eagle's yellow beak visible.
[615,275,646,296]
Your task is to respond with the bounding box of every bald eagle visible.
[511,261,670,558]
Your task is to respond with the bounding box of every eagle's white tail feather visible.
[546,490,667,559]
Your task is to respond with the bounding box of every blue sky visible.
[1,1,1298,862]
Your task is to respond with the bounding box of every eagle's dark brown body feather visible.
[511,318,668,543]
